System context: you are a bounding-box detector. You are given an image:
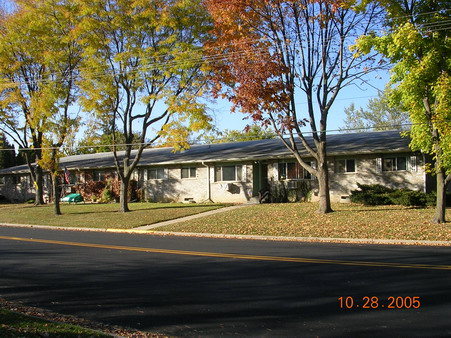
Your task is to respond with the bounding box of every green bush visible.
[425,192,451,207]
[350,192,392,205]
[350,184,393,206]
[350,184,430,207]
[358,184,394,194]
[390,189,427,207]
[101,188,114,202]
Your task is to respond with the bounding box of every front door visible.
[252,162,268,196]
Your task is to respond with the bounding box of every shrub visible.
[425,192,451,207]
[75,178,141,203]
[350,184,393,206]
[355,184,394,194]
[101,188,114,202]
[270,181,313,203]
[350,184,429,207]
[389,189,427,207]
[350,191,393,205]
[100,178,117,202]
[0,195,10,203]
[75,181,105,201]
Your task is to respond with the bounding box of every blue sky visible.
[2,0,392,142]
[212,69,390,134]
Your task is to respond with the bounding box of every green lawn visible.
[0,202,225,229]
[1,202,450,242]
[0,308,108,337]
[158,203,451,242]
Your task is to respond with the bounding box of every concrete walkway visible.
[134,204,252,231]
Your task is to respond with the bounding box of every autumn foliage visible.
[205,0,290,122]
[204,0,381,214]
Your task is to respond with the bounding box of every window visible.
[12,175,30,185]
[181,167,197,179]
[69,172,78,184]
[336,159,356,173]
[278,162,312,180]
[12,176,21,185]
[383,157,407,171]
[215,165,242,182]
[0,176,5,185]
[93,171,106,181]
[148,168,168,180]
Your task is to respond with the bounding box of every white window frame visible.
[214,165,243,182]
[382,156,407,172]
[335,159,356,174]
[377,156,417,173]
[93,171,106,182]
[69,171,79,184]
[147,167,168,180]
[278,161,314,181]
[13,175,22,185]
[408,156,417,172]
[181,167,197,179]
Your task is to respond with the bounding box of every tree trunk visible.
[433,169,447,223]
[34,166,45,205]
[120,176,130,212]
[24,155,44,205]
[316,141,333,214]
[317,161,333,214]
[52,173,61,216]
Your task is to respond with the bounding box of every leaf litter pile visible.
[0,298,166,337]
[158,203,451,243]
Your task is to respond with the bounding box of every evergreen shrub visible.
[350,184,393,205]
[350,183,432,207]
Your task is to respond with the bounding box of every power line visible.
[385,8,451,21]
[1,5,447,88]
[0,122,420,152]
[0,45,273,88]
[1,14,447,91]
[0,8,395,89]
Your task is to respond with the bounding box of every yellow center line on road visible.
[1,235,450,271]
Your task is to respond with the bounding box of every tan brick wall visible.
[328,154,425,202]
[142,163,255,203]
[210,164,254,203]
[0,174,36,202]
[267,154,426,203]
[143,164,208,202]
[0,153,428,204]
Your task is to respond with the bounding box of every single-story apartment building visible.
[0,130,436,204]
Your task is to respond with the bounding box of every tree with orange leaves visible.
[205,0,382,213]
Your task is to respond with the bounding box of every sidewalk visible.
[134,204,250,230]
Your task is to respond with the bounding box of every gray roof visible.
[0,130,412,174]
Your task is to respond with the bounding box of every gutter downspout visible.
[202,161,213,202]
[422,152,428,194]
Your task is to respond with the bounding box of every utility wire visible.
[0,6,426,89]
[383,8,451,21]
[0,122,421,152]
[0,7,448,88]
[1,16,448,90]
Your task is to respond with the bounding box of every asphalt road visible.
[0,225,450,337]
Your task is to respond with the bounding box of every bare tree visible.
[206,0,383,213]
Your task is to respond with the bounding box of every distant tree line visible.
[0,132,25,169]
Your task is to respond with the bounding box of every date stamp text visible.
[338,296,421,309]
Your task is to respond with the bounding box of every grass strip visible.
[0,202,225,229]
[0,308,109,337]
[157,203,451,242]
